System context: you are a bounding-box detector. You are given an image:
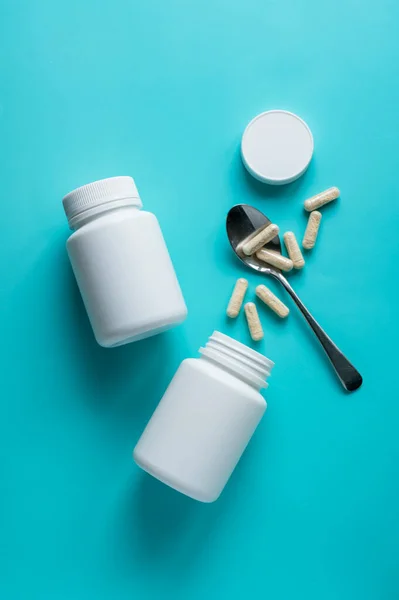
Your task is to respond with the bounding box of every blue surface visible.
[0,1,398,598]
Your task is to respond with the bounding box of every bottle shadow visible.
[114,438,265,579]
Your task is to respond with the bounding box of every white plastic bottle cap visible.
[62,176,142,228]
[241,110,314,185]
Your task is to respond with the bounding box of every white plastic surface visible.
[65,178,187,347]
[241,110,314,185]
[134,333,273,502]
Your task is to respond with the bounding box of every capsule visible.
[226,278,248,318]
[256,248,293,272]
[244,302,264,341]
[303,211,322,249]
[283,232,305,269]
[256,285,289,318]
[242,223,279,256]
[304,187,340,211]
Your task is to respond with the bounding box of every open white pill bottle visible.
[63,176,187,347]
[134,332,274,502]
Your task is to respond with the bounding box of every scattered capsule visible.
[303,211,322,250]
[242,223,279,256]
[304,187,340,211]
[244,302,264,341]
[283,232,305,269]
[226,278,248,318]
[256,285,289,318]
[256,248,293,272]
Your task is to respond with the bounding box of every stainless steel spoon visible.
[226,204,362,392]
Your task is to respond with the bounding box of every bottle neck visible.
[199,331,274,390]
[69,200,141,230]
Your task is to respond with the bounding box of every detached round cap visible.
[241,110,314,185]
[63,176,142,227]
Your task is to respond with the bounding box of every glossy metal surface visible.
[226,205,363,392]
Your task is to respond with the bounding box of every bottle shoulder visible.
[180,358,266,405]
[67,208,157,242]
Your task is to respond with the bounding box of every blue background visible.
[0,1,398,598]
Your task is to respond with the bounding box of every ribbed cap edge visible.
[62,176,142,222]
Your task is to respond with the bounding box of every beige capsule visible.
[256,248,293,272]
[244,302,264,341]
[304,187,340,211]
[256,285,289,318]
[226,278,248,318]
[242,223,279,256]
[303,211,322,250]
[283,231,305,269]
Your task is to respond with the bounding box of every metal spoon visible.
[226,204,362,392]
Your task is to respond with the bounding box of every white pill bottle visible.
[63,176,187,347]
[134,332,274,502]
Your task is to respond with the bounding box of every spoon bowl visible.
[227,204,283,276]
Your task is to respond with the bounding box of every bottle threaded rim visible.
[200,331,274,389]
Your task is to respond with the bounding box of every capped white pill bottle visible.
[63,176,187,347]
[134,331,274,502]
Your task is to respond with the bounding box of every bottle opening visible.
[199,331,274,389]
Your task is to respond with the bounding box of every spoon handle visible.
[276,273,362,392]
